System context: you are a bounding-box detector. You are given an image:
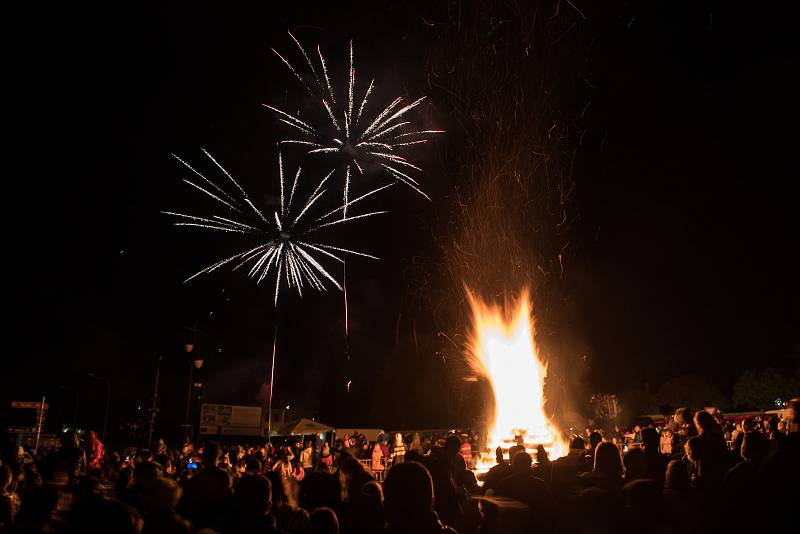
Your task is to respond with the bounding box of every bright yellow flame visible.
[466,288,567,466]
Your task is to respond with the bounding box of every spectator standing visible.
[390,434,406,465]
[230,474,286,534]
[371,442,385,475]
[493,451,554,525]
[641,427,669,485]
[178,442,234,532]
[481,447,512,494]
[383,462,457,534]
[581,442,624,493]
[319,442,333,468]
[299,440,316,471]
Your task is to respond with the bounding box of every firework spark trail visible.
[165,150,384,306]
[265,33,444,212]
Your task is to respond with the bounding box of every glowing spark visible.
[165,151,383,305]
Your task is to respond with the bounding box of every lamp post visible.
[183,343,203,441]
[87,373,111,443]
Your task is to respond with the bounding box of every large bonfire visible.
[466,288,567,469]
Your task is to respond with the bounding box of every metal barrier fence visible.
[357,458,389,482]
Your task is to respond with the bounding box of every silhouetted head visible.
[309,507,339,534]
[641,427,660,450]
[142,477,182,513]
[664,459,690,492]
[693,411,719,435]
[674,408,692,426]
[63,430,80,448]
[511,451,533,473]
[569,436,586,451]
[593,442,623,479]
[202,442,221,467]
[536,445,549,464]
[741,431,769,462]
[338,456,373,502]
[135,460,163,489]
[355,480,385,530]
[623,448,647,480]
[383,462,434,527]
[244,457,262,474]
[235,474,272,516]
[444,435,461,456]
[495,446,504,464]
[264,471,290,508]
[589,431,603,451]
[684,436,702,464]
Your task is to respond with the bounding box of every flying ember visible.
[466,288,567,468]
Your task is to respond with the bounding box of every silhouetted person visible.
[56,431,86,482]
[494,451,554,526]
[581,442,624,493]
[623,447,647,481]
[621,479,664,530]
[12,485,59,534]
[178,442,234,532]
[141,477,191,534]
[336,456,376,533]
[427,435,464,528]
[230,474,286,533]
[383,462,456,534]
[671,408,696,458]
[551,436,588,499]
[586,431,603,470]
[641,427,669,486]
[721,431,769,531]
[300,462,339,511]
[481,447,512,493]
[508,435,525,460]
[758,397,800,533]
[693,410,730,490]
[265,470,309,533]
[308,507,339,534]
[351,480,386,533]
[66,497,143,534]
[532,444,552,483]
[663,459,697,533]
[730,417,756,463]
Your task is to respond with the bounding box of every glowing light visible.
[165,149,384,305]
[266,33,443,213]
[466,288,567,469]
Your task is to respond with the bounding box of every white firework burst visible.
[164,149,388,305]
[265,32,443,215]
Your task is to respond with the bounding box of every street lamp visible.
[87,373,110,444]
[184,344,203,440]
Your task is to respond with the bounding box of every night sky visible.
[4,1,798,442]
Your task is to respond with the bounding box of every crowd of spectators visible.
[0,399,797,533]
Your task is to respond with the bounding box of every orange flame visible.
[466,288,567,467]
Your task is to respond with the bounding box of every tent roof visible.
[276,418,333,436]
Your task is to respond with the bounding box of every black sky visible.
[4,1,798,440]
